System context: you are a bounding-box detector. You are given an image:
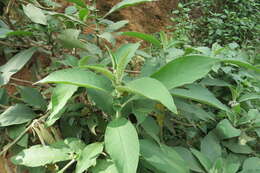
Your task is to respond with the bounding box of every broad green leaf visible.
[11,145,72,167]
[238,109,259,125]
[59,54,79,67]
[240,157,260,172]
[141,116,160,143]
[190,148,212,172]
[200,132,221,163]
[222,140,253,154]
[105,0,154,17]
[18,86,47,110]
[23,4,47,25]
[0,104,36,127]
[151,55,217,89]
[81,65,115,81]
[46,84,78,126]
[47,11,86,26]
[238,93,260,102]
[140,139,189,173]
[36,68,112,92]
[200,77,230,87]
[75,142,104,173]
[8,124,28,147]
[105,20,129,32]
[215,119,241,139]
[132,99,156,124]
[220,59,260,72]
[64,138,86,154]
[67,0,86,8]
[91,160,119,173]
[115,43,140,83]
[171,84,230,112]
[120,32,161,47]
[0,48,37,86]
[175,98,215,121]
[174,147,205,173]
[87,89,114,115]
[105,118,139,173]
[99,32,116,45]
[118,77,177,113]
[58,29,86,49]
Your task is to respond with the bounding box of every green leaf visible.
[190,148,212,172]
[174,147,205,173]
[11,144,72,167]
[141,116,160,143]
[91,160,119,173]
[151,55,217,89]
[118,77,177,113]
[215,119,241,139]
[47,11,86,26]
[81,65,115,81]
[18,86,47,110]
[0,104,36,127]
[75,142,104,173]
[240,157,260,173]
[220,59,260,72]
[200,77,230,87]
[115,43,140,83]
[64,138,86,154]
[105,118,139,173]
[105,0,154,17]
[87,89,115,115]
[58,29,86,49]
[46,84,78,126]
[36,68,112,92]
[238,93,260,102]
[222,140,253,154]
[120,32,161,47]
[8,124,28,147]
[23,4,47,25]
[0,88,9,105]
[200,132,221,163]
[175,98,215,121]
[105,20,129,32]
[0,48,37,86]
[140,139,189,173]
[66,0,86,8]
[171,84,230,112]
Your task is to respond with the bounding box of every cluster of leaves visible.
[171,0,260,47]
[0,0,260,173]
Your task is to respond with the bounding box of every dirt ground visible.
[96,0,178,33]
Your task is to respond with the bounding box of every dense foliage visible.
[172,0,260,47]
[0,0,259,173]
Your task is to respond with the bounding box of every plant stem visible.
[0,125,31,156]
[57,159,76,173]
[0,114,49,156]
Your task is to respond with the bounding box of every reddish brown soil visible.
[97,0,178,33]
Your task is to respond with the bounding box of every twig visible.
[0,104,9,109]
[0,114,49,156]
[57,159,76,173]
[10,77,34,84]
[0,124,31,156]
